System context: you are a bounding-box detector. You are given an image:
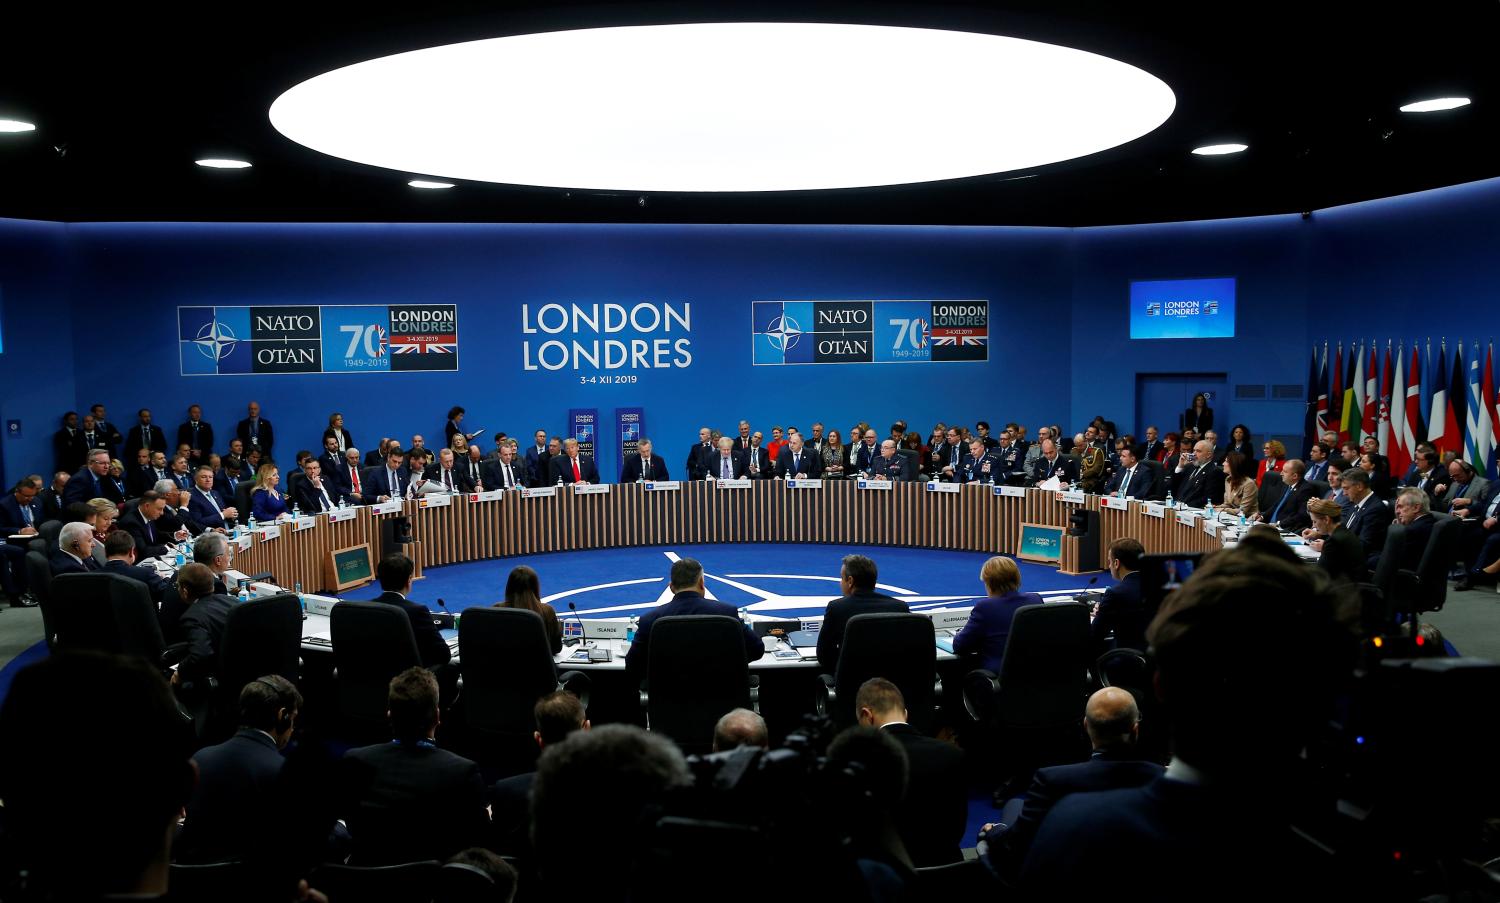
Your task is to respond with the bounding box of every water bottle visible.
[237,580,250,603]
[555,473,563,487]
[294,581,304,611]
[1165,491,1174,510]
[1205,501,1215,520]
[291,502,301,522]
[248,513,257,531]
[1238,512,1246,528]
[175,545,186,569]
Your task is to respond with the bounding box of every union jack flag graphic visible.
[933,334,988,346]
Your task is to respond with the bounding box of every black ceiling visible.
[3,2,1497,227]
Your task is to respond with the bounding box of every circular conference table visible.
[231,479,1228,596]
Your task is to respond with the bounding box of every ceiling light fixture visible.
[1191,143,1248,156]
[270,23,1176,193]
[0,119,37,133]
[195,158,252,169]
[408,179,455,189]
[1399,97,1471,113]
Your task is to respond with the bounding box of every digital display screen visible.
[1129,277,1236,339]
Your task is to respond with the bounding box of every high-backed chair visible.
[964,602,1092,775]
[36,519,62,551]
[165,861,256,903]
[1368,523,1408,606]
[331,600,420,735]
[49,572,166,666]
[25,549,56,648]
[287,472,307,510]
[643,615,754,754]
[819,612,937,732]
[205,593,304,741]
[235,482,256,522]
[1392,512,1463,616]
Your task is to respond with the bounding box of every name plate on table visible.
[293,516,318,532]
[327,506,359,523]
[857,479,894,491]
[998,485,1027,499]
[468,490,504,503]
[232,532,253,552]
[573,483,611,495]
[304,596,337,616]
[1102,496,1130,511]
[1057,490,1087,504]
[583,618,632,640]
[370,499,404,515]
[419,493,453,508]
[1175,511,1199,527]
[925,481,961,494]
[925,608,974,630]
[1203,519,1220,536]
[786,479,823,490]
[254,525,281,540]
[643,481,681,492]
[521,486,557,499]
[715,479,752,489]
[1143,503,1166,519]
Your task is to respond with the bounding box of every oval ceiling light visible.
[196,158,252,169]
[408,179,455,189]
[0,119,37,133]
[1399,97,1471,113]
[1191,143,1248,156]
[269,23,1176,192]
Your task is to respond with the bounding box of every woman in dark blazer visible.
[1182,393,1214,435]
[322,412,355,454]
[1226,424,1256,463]
[496,564,562,654]
[1306,497,1366,584]
[953,556,1043,674]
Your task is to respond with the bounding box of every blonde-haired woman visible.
[952,556,1042,673]
[250,463,286,522]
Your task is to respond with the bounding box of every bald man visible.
[980,687,1163,882]
[712,708,769,752]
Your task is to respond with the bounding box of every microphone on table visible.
[432,596,455,629]
[564,601,587,646]
[1073,576,1099,604]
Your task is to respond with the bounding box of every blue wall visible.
[3,174,1499,486]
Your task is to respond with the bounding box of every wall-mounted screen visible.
[1129,277,1235,339]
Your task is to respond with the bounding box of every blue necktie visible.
[1269,485,1292,522]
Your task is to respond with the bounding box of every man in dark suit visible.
[625,557,764,682]
[101,532,171,605]
[524,429,549,473]
[1405,448,1446,504]
[52,411,86,475]
[817,554,910,674]
[1140,426,1163,463]
[123,408,168,461]
[88,403,126,460]
[934,426,966,481]
[40,472,68,522]
[49,522,98,576]
[118,491,183,560]
[705,437,747,481]
[620,437,672,482]
[490,691,589,856]
[981,686,1164,883]
[0,476,42,606]
[1339,467,1393,561]
[420,448,475,494]
[742,432,773,479]
[168,563,235,689]
[483,443,530,491]
[293,458,342,512]
[550,438,600,485]
[851,429,882,476]
[317,436,346,485]
[1028,438,1080,486]
[1391,487,1436,573]
[460,445,487,491]
[374,553,452,671]
[215,455,249,500]
[235,401,274,460]
[1261,459,1318,531]
[64,450,125,506]
[855,678,966,867]
[1170,440,1225,508]
[684,427,715,481]
[990,432,1024,483]
[1303,442,1333,484]
[1455,477,1500,591]
[338,667,488,865]
[1090,538,1147,657]
[176,405,214,465]
[730,421,754,455]
[1020,542,1360,902]
[1104,443,1153,498]
[869,439,916,482]
[175,676,300,864]
[533,436,561,487]
[338,448,366,502]
[364,447,411,503]
[775,434,822,479]
[125,448,156,498]
[1440,458,1489,513]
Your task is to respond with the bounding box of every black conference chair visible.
[1094,647,1167,763]
[309,860,443,903]
[914,860,1000,897]
[1141,458,1166,501]
[642,615,755,754]
[817,612,937,733]
[331,600,421,738]
[36,519,62,551]
[165,861,256,903]
[457,607,589,771]
[287,472,307,509]
[964,602,1092,779]
[1368,522,1408,606]
[204,592,304,742]
[235,481,256,522]
[1392,512,1463,616]
[24,549,56,649]
[49,572,168,667]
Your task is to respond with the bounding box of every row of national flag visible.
[1304,340,1498,480]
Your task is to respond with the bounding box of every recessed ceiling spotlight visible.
[1399,97,1471,113]
[1191,143,1248,156]
[270,23,1177,193]
[195,158,252,169]
[408,179,455,189]
[0,119,37,133]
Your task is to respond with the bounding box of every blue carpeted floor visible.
[342,542,1104,621]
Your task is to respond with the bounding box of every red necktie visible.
[351,469,361,495]
[573,458,581,481]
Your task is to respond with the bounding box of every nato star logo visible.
[766,314,802,352]
[194,320,238,361]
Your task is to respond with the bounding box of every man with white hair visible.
[1171,440,1225,508]
[50,521,99,576]
[712,708,769,752]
